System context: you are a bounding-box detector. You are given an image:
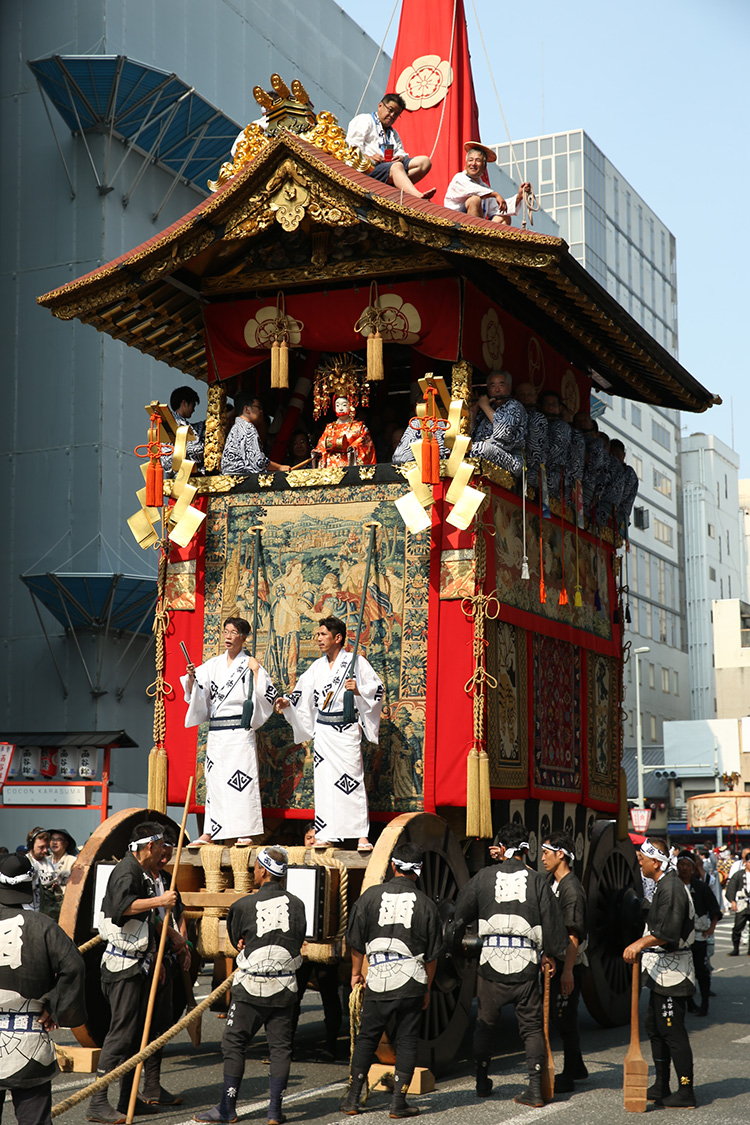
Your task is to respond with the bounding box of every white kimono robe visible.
[181,653,276,841]
[282,650,383,841]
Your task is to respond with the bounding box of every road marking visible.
[733,1033,750,1043]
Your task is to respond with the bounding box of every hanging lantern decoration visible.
[135,413,164,508]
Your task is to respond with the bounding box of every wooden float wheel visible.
[59,807,181,1048]
[362,811,475,1077]
[580,820,644,1028]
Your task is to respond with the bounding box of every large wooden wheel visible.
[581,820,644,1027]
[363,812,475,1076]
[59,807,180,1047]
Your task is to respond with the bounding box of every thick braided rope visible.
[146,546,172,745]
[51,974,235,1118]
[77,934,103,956]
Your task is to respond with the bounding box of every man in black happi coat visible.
[195,847,306,1125]
[624,837,696,1108]
[89,821,188,1124]
[340,842,442,1119]
[541,831,588,1092]
[455,823,567,1108]
[0,852,86,1125]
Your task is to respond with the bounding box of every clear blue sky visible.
[339,0,750,475]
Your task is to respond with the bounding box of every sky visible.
[339,0,750,476]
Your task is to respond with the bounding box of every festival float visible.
[37,0,718,1075]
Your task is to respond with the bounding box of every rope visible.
[77,934,103,955]
[469,0,523,184]
[354,0,400,116]
[51,974,235,1118]
[145,542,172,745]
[428,0,458,162]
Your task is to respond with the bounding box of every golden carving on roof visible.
[208,74,374,193]
[200,252,446,294]
[204,383,228,473]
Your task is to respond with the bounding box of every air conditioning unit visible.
[634,506,650,530]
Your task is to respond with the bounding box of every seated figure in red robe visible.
[314,394,376,468]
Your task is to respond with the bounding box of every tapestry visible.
[165,559,196,610]
[532,634,582,796]
[493,492,613,645]
[439,548,475,600]
[197,481,430,815]
[586,651,621,809]
[487,621,528,791]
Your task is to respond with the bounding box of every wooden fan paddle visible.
[623,958,648,1112]
[541,962,555,1102]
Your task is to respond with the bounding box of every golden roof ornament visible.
[208,74,374,192]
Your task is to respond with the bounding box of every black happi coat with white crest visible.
[0,906,86,1088]
[347,874,442,1000]
[97,851,157,983]
[228,882,307,1008]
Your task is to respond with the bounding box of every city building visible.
[713,599,750,727]
[681,434,743,718]
[0,0,390,842]
[493,129,690,761]
[739,480,750,602]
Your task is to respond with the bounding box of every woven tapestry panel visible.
[198,483,430,814]
[487,621,528,790]
[532,634,582,795]
[586,651,620,809]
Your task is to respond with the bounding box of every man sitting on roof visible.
[444,143,531,226]
[346,93,435,201]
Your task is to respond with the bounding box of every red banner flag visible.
[385,0,481,203]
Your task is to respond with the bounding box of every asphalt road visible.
[44,915,750,1125]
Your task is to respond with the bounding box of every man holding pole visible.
[623,837,696,1108]
[88,823,190,1124]
[275,615,383,851]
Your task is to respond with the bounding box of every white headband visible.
[392,857,423,875]
[503,843,529,858]
[639,839,670,868]
[129,833,164,852]
[257,848,287,877]
[0,870,33,886]
[542,842,575,864]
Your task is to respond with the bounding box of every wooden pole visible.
[623,958,648,1112]
[126,779,193,1124]
[541,963,555,1102]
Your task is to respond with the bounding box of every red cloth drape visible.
[386,0,481,203]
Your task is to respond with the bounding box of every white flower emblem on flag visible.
[358,293,421,345]
[481,309,505,369]
[396,55,454,110]
[243,306,302,350]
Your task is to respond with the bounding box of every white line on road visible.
[732,1033,750,1043]
[171,1079,347,1125]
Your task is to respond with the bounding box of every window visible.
[653,468,672,497]
[657,558,666,602]
[729,575,732,597]
[649,714,657,742]
[659,609,667,643]
[632,454,643,480]
[631,404,642,429]
[709,567,716,582]
[648,663,655,689]
[707,523,715,538]
[727,530,731,555]
[628,711,634,738]
[725,475,728,499]
[720,578,724,597]
[673,671,679,695]
[652,420,671,449]
[662,667,670,693]
[719,538,722,563]
[654,518,673,546]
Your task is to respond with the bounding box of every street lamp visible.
[633,646,650,809]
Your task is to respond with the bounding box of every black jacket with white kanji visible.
[228,882,307,1008]
[455,857,568,984]
[0,906,86,1089]
[725,868,750,911]
[642,870,695,997]
[347,874,443,1000]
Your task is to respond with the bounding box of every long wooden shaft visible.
[125,780,193,1124]
[630,956,640,1045]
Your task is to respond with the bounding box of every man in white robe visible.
[275,615,383,850]
[182,616,278,847]
[444,142,531,226]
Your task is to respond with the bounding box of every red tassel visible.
[558,587,569,606]
[539,528,546,604]
[422,434,440,484]
[146,459,163,507]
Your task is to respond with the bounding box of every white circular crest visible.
[243,306,302,350]
[396,54,454,111]
[359,294,421,345]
